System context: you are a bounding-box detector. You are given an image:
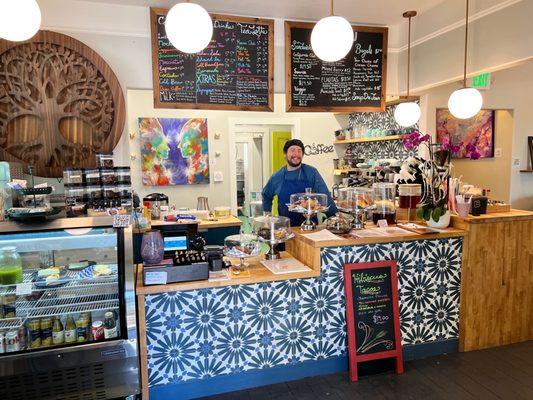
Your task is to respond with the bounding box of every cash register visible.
[142,225,225,286]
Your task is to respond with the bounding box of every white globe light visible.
[165,2,213,54]
[394,102,421,127]
[311,16,354,62]
[0,0,41,42]
[448,87,483,119]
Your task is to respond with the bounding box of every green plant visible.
[416,199,447,223]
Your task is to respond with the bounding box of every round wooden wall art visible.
[0,31,125,177]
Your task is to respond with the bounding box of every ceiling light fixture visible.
[0,0,42,42]
[311,0,354,62]
[165,0,213,54]
[447,0,483,119]
[394,11,421,127]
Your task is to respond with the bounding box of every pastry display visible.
[223,234,261,274]
[326,213,353,234]
[253,216,294,260]
[93,264,112,277]
[335,187,374,230]
[287,189,329,231]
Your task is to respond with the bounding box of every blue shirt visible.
[262,164,338,216]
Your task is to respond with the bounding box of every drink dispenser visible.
[372,183,397,225]
[398,184,422,222]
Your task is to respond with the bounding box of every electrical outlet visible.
[513,158,521,168]
[494,148,502,158]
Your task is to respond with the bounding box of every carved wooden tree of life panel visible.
[0,31,125,178]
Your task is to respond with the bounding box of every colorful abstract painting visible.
[436,109,494,159]
[139,118,209,185]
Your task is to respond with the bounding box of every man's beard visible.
[287,158,302,168]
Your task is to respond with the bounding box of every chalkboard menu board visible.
[285,21,388,112]
[150,9,274,111]
[344,260,403,381]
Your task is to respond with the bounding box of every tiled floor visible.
[199,341,533,399]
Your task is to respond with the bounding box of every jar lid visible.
[1,246,16,251]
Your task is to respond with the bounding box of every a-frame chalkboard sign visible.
[343,260,403,381]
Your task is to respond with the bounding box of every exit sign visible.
[471,72,491,89]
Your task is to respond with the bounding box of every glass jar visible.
[96,152,114,168]
[84,169,101,185]
[115,167,131,184]
[372,182,397,224]
[63,168,84,184]
[86,185,103,201]
[0,246,23,284]
[116,184,132,199]
[99,168,116,185]
[102,184,118,200]
[325,213,352,234]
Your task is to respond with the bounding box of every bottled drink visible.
[64,315,77,343]
[75,315,89,342]
[103,311,118,339]
[5,330,20,352]
[0,246,23,284]
[52,317,65,345]
[40,317,52,346]
[28,319,41,348]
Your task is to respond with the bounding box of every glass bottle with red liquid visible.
[372,182,397,224]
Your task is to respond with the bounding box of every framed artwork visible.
[436,109,495,159]
[528,136,533,170]
[139,117,209,186]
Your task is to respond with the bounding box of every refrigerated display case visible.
[0,217,139,400]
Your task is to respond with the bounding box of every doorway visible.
[229,118,300,217]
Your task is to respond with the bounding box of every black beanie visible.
[283,139,305,154]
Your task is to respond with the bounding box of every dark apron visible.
[277,167,311,226]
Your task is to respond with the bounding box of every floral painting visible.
[436,109,494,159]
[139,117,209,185]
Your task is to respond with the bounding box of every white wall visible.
[419,61,533,209]
[127,91,347,209]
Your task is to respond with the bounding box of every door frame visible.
[228,118,301,215]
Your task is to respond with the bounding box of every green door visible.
[270,131,291,215]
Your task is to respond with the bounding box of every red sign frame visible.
[343,260,404,381]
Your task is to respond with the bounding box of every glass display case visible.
[0,217,139,400]
[287,188,329,231]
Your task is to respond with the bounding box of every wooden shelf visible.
[333,134,404,144]
[519,170,533,173]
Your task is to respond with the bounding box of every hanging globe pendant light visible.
[394,11,421,127]
[165,1,213,54]
[311,0,354,62]
[448,0,483,119]
[0,0,41,42]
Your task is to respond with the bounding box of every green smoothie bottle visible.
[0,246,23,285]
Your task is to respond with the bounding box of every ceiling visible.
[81,0,448,26]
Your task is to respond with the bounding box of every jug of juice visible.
[0,246,23,284]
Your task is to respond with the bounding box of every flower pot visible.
[427,210,451,229]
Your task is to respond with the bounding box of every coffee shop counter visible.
[135,225,468,400]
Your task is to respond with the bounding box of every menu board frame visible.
[343,260,403,381]
[285,20,388,112]
[150,8,274,111]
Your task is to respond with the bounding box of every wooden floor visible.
[199,341,533,400]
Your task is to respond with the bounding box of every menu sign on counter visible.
[150,9,274,111]
[285,21,388,112]
[343,260,403,381]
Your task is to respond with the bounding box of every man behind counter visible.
[262,139,338,226]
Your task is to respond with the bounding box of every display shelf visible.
[2,269,118,294]
[34,292,118,310]
[0,317,24,331]
[333,134,404,144]
[27,298,119,319]
[519,169,533,173]
[333,169,358,175]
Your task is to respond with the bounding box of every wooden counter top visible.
[150,215,242,229]
[136,251,320,295]
[290,225,467,249]
[452,209,533,225]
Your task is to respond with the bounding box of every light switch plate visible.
[494,148,502,158]
[213,171,223,182]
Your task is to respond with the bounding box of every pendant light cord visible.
[407,15,412,97]
[330,0,334,16]
[463,0,469,88]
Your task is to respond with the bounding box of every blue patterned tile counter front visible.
[142,236,463,399]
